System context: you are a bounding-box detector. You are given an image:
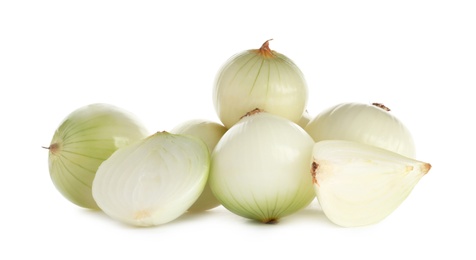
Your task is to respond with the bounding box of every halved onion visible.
[311,140,431,227]
[92,131,210,227]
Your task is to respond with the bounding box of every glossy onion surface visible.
[210,111,315,223]
[305,102,416,158]
[213,40,308,129]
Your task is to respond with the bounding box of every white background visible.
[1,0,475,259]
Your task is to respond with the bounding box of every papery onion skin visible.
[209,110,316,223]
[305,102,416,158]
[170,119,227,212]
[46,103,149,209]
[92,131,210,227]
[311,140,431,227]
[213,40,308,129]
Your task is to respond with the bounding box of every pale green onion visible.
[213,40,308,129]
[45,103,149,209]
[209,109,315,223]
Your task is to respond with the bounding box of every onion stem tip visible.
[257,39,275,58]
[240,108,263,119]
[372,103,391,111]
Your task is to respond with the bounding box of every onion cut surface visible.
[311,140,431,227]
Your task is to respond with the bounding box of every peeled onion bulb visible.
[305,102,416,158]
[45,103,149,209]
[209,109,315,223]
[213,40,308,129]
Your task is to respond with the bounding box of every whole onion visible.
[213,40,308,129]
[305,102,416,158]
[45,103,149,209]
[209,109,315,223]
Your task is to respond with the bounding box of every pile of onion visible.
[45,40,431,227]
